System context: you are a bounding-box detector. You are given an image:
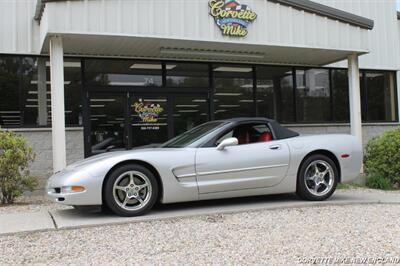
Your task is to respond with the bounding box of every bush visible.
[364,127,400,190]
[366,175,393,190]
[0,130,37,204]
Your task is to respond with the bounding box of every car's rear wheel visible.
[104,164,158,217]
[297,154,338,201]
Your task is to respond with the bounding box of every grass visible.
[337,183,366,189]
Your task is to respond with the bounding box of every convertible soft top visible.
[222,117,299,140]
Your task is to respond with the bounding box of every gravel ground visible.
[1,203,400,265]
[0,195,71,214]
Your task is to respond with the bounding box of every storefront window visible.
[0,56,23,128]
[213,64,254,120]
[296,69,331,123]
[62,59,83,126]
[173,96,209,136]
[84,59,162,87]
[363,71,397,122]
[166,63,209,88]
[90,94,127,155]
[331,69,349,122]
[0,56,83,128]
[256,66,294,122]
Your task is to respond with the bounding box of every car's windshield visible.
[161,121,226,148]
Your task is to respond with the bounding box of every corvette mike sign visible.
[209,0,257,37]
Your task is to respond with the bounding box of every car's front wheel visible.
[103,164,158,217]
[296,154,338,201]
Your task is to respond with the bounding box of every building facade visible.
[0,0,399,188]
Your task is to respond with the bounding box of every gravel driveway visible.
[1,203,400,265]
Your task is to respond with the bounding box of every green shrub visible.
[364,126,400,190]
[365,175,393,190]
[0,130,37,204]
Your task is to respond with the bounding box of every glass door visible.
[89,93,128,155]
[85,91,210,156]
[130,95,170,148]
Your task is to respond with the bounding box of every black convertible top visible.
[222,117,299,140]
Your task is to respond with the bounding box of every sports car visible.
[46,118,363,216]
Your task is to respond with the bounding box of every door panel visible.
[195,140,290,194]
[130,96,169,148]
[85,90,210,156]
[89,93,128,155]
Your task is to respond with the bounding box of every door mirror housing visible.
[216,137,238,150]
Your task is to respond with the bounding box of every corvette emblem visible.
[209,0,257,37]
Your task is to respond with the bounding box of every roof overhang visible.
[37,0,374,66]
[41,34,367,66]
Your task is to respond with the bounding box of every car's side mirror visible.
[216,137,238,151]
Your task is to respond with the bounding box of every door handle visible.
[269,144,281,150]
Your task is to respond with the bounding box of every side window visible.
[215,123,273,146]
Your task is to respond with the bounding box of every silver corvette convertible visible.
[47,118,363,216]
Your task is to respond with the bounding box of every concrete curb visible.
[1,190,400,236]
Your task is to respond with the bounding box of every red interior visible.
[258,132,273,142]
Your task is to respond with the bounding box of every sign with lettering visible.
[133,99,164,124]
[209,0,257,37]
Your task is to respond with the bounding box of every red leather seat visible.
[259,132,273,142]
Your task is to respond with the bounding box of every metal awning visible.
[38,0,374,66]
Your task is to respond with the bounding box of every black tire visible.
[103,164,159,217]
[296,154,338,201]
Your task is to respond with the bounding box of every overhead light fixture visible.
[219,105,240,108]
[25,105,38,108]
[28,91,51,94]
[192,99,207,103]
[90,105,105,108]
[46,61,81,68]
[0,111,20,114]
[176,105,199,108]
[108,82,147,86]
[178,110,198,113]
[215,110,227,113]
[160,48,265,60]
[90,99,116,102]
[143,99,167,102]
[214,67,252,73]
[129,64,176,70]
[239,100,253,103]
[215,93,243,96]
[1,115,20,118]
[30,81,71,85]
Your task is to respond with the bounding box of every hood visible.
[65,147,173,171]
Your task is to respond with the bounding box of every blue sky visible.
[397,0,400,10]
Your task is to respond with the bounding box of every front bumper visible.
[46,168,103,206]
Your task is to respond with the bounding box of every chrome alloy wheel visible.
[112,171,152,211]
[304,160,334,197]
